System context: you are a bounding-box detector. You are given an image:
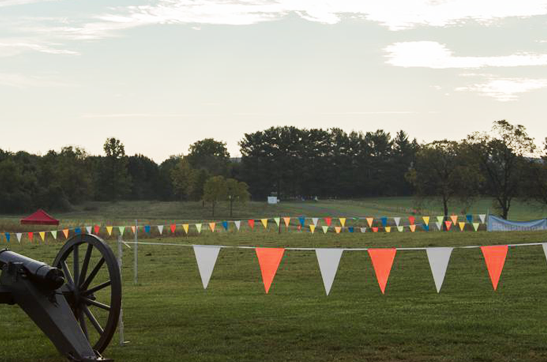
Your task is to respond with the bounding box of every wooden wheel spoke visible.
[78,244,94,287]
[83,280,111,296]
[61,261,75,289]
[78,308,89,340]
[73,244,80,286]
[81,258,105,291]
[83,305,104,335]
[83,297,111,311]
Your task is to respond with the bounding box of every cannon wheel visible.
[53,234,121,354]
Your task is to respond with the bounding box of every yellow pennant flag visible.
[283,217,291,227]
[385,226,391,233]
[106,226,113,236]
[458,222,465,231]
[183,224,190,234]
[39,231,45,242]
[261,218,268,229]
[62,229,69,239]
[409,224,416,232]
[335,226,341,234]
[366,218,374,227]
[422,216,430,225]
[450,215,458,225]
[309,225,316,234]
[209,222,216,232]
[339,218,346,227]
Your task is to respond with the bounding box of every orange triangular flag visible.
[62,229,69,239]
[335,226,341,234]
[255,248,285,293]
[183,224,189,234]
[444,221,452,231]
[368,248,397,294]
[409,224,416,232]
[366,218,374,227]
[481,245,508,290]
[131,226,136,234]
[209,222,216,232]
[450,215,458,225]
[283,217,291,227]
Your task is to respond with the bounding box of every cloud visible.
[385,41,547,68]
[0,72,71,88]
[0,0,60,7]
[456,76,547,101]
[0,39,79,57]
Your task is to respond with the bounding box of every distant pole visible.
[134,219,138,285]
[117,236,125,347]
[278,216,281,234]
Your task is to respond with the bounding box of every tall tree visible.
[225,178,251,217]
[523,137,547,207]
[187,138,230,176]
[127,154,161,200]
[203,176,227,217]
[466,120,535,219]
[98,138,132,201]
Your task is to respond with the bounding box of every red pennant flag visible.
[255,248,285,293]
[368,248,397,294]
[297,225,302,231]
[28,232,34,242]
[408,216,415,225]
[481,245,508,290]
[324,217,332,227]
[93,225,100,235]
[170,224,176,234]
[248,219,255,229]
[372,227,379,233]
[444,221,452,231]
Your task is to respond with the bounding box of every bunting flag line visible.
[348,227,354,233]
[426,247,453,293]
[209,222,216,233]
[234,221,241,231]
[458,222,465,231]
[248,219,255,229]
[312,218,318,227]
[381,217,388,227]
[436,216,444,224]
[170,224,176,234]
[50,230,57,240]
[16,233,22,243]
[5,233,10,242]
[196,224,202,233]
[144,225,151,234]
[473,223,480,231]
[368,248,396,294]
[316,249,343,295]
[193,245,221,289]
[274,217,280,227]
[397,226,404,232]
[298,217,306,227]
[324,217,332,227]
[222,221,228,231]
[255,248,285,294]
[322,226,329,234]
[360,227,367,233]
[131,226,136,234]
[423,224,430,231]
[409,225,416,232]
[39,231,45,242]
[119,226,125,236]
[106,226,113,236]
[366,218,374,227]
[423,216,430,225]
[466,215,473,224]
[372,227,379,233]
[86,226,92,234]
[394,217,401,227]
[183,224,190,234]
[75,227,81,235]
[435,222,442,231]
[450,215,458,225]
[481,245,508,291]
[28,232,34,242]
[335,227,341,234]
[309,225,316,234]
[157,225,164,235]
[339,218,346,227]
[444,221,452,231]
[479,214,486,224]
[94,225,101,235]
[283,217,291,227]
[385,226,391,233]
[261,219,268,229]
[409,216,415,225]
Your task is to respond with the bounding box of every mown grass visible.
[2,228,547,362]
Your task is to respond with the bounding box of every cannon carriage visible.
[0,234,122,361]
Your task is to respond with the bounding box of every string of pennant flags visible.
[1,213,489,244]
[130,241,545,295]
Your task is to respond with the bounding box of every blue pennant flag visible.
[298,217,306,227]
[5,233,10,242]
[423,224,430,231]
[75,227,81,235]
[222,221,228,230]
[466,214,473,224]
[348,226,354,233]
[144,225,151,234]
[380,217,388,227]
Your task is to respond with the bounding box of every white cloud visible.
[456,77,547,101]
[384,41,547,68]
[0,72,71,88]
[0,0,60,7]
[0,39,79,57]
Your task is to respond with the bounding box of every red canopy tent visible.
[20,209,60,225]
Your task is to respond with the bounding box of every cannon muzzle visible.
[0,250,65,290]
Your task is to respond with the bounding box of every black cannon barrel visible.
[0,250,65,290]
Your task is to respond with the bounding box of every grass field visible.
[2,200,547,362]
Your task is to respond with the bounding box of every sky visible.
[1,0,547,162]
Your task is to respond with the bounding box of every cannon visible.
[0,234,122,361]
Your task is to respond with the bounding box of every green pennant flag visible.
[50,230,57,240]
[322,226,328,234]
[274,217,280,226]
[397,226,404,232]
[195,223,202,233]
[436,216,444,224]
[473,222,480,231]
[118,226,125,236]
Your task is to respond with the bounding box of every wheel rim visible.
[53,234,122,353]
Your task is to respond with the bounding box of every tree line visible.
[1,120,546,219]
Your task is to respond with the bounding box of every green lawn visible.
[2,228,547,362]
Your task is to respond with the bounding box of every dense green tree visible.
[187,138,230,176]
[466,120,535,219]
[127,154,161,200]
[97,138,132,201]
[225,178,251,217]
[203,176,228,217]
[523,137,547,207]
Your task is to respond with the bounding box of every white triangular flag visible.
[234,221,241,231]
[157,225,164,234]
[316,249,344,295]
[193,245,221,289]
[85,226,92,234]
[312,218,319,226]
[479,214,486,224]
[393,217,401,227]
[360,227,366,233]
[426,247,453,293]
[435,222,442,230]
[16,233,22,243]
